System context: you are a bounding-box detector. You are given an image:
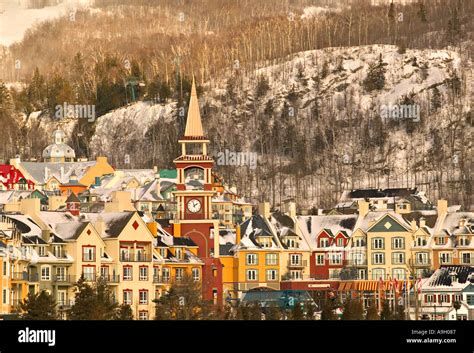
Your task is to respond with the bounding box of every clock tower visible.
[172,77,223,303]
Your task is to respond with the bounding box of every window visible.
[436,236,447,245]
[266,269,278,281]
[82,246,95,262]
[459,237,469,246]
[329,253,342,265]
[82,266,95,281]
[372,253,384,265]
[139,290,148,305]
[453,294,463,302]
[372,268,385,280]
[192,268,200,281]
[2,289,7,304]
[100,266,109,279]
[175,248,183,260]
[38,246,46,257]
[337,238,344,247]
[2,261,6,276]
[138,311,148,320]
[290,270,302,280]
[392,252,405,265]
[53,245,63,258]
[120,248,131,261]
[461,253,472,265]
[425,295,435,304]
[328,269,340,280]
[439,294,450,304]
[123,266,132,281]
[139,266,148,281]
[162,268,170,282]
[467,295,474,305]
[246,254,258,265]
[41,266,51,281]
[319,238,329,248]
[372,238,384,250]
[175,268,184,281]
[55,267,67,281]
[57,290,67,306]
[416,237,427,246]
[416,252,429,265]
[353,238,365,247]
[246,269,258,281]
[123,290,132,305]
[265,253,278,265]
[439,253,451,264]
[290,254,302,266]
[315,254,325,266]
[392,268,406,280]
[392,238,404,249]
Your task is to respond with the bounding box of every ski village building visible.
[0,80,473,319]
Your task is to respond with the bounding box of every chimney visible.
[437,199,448,216]
[155,173,161,196]
[41,229,51,243]
[410,219,417,231]
[358,200,370,217]
[20,198,40,216]
[60,166,65,181]
[258,202,270,219]
[94,216,105,237]
[236,225,241,244]
[286,202,296,218]
[419,217,426,228]
[459,218,467,227]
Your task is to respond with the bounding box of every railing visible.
[103,275,120,283]
[11,272,29,281]
[28,273,39,282]
[345,260,367,266]
[120,253,152,262]
[57,300,75,309]
[287,260,308,268]
[52,275,75,284]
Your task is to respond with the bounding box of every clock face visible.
[187,199,202,213]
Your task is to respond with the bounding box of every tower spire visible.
[184,76,204,138]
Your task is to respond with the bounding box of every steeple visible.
[184,77,204,138]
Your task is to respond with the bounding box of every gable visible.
[368,214,409,233]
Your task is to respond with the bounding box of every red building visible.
[311,229,351,280]
[0,164,35,190]
[170,78,223,304]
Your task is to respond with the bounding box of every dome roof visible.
[42,129,76,160]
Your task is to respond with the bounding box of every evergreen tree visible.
[417,1,428,22]
[290,302,304,320]
[20,291,57,320]
[116,304,134,320]
[365,303,380,320]
[430,86,442,112]
[388,2,396,21]
[70,276,119,320]
[341,298,364,320]
[265,303,282,320]
[380,300,394,320]
[394,304,406,320]
[321,300,337,320]
[363,56,386,92]
[255,74,270,98]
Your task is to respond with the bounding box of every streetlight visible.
[433,304,437,321]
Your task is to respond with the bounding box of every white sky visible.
[0,0,93,46]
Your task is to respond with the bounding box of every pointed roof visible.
[184,77,204,138]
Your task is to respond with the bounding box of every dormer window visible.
[320,238,329,248]
[38,246,46,257]
[459,236,469,246]
[175,248,183,260]
[416,237,427,246]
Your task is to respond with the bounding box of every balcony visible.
[52,275,75,285]
[103,275,120,284]
[11,272,29,282]
[120,253,152,262]
[345,260,367,266]
[57,300,75,310]
[287,260,308,268]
